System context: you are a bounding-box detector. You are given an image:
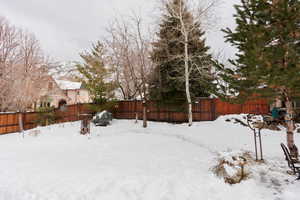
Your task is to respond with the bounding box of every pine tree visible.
[218,0,300,158]
[76,42,116,104]
[150,0,214,105]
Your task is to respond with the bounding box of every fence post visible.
[157,102,160,121]
[77,103,80,121]
[23,113,26,130]
[199,100,202,121]
[167,104,170,123]
[135,100,138,122]
[5,114,8,134]
[18,112,24,133]
[211,99,216,120]
[240,104,243,114]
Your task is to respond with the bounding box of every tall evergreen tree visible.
[76,42,116,104]
[150,0,214,105]
[218,0,300,158]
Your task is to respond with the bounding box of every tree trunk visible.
[135,100,138,123]
[184,34,192,126]
[135,112,138,123]
[285,99,298,160]
[18,112,24,138]
[142,100,147,128]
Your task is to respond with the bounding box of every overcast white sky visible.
[0,0,240,63]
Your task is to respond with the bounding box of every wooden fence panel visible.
[241,99,269,114]
[0,114,19,134]
[0,104,94,135]
[192,99,216,121]
[0,115,8,134]
[115,101,139,120]
[215,99,269,116]
[56,105,78,123]
[8,114,19,133]
[114,99,217,122]
[24,112,38,130]
[113,99,268,123]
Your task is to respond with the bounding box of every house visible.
[34,77,91,110]
[55,79,91,105]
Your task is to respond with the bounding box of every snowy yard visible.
[0,115,300,200]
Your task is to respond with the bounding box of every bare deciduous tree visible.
[0,16,49,134]
[132,14,155,128]
[105,19,140,101]
[105,14,154,128]
[0,17,21,111]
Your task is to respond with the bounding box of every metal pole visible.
[254,130,258,161]
[258,130,263,161]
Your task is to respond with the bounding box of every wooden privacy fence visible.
[0,104,93,135]
[214,99,269,116]
[0,99,269,135]
[114,98,269,122]
[114,99,216,122]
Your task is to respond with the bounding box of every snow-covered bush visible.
[212,151,255,184]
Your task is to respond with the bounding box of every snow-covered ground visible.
[0,115,299,200]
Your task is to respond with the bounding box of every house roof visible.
[55,79,82,90]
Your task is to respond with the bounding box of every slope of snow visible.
[0,115,299,200]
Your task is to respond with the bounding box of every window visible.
[58,99,67,111]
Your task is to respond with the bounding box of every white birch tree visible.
[157,0,217,126]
